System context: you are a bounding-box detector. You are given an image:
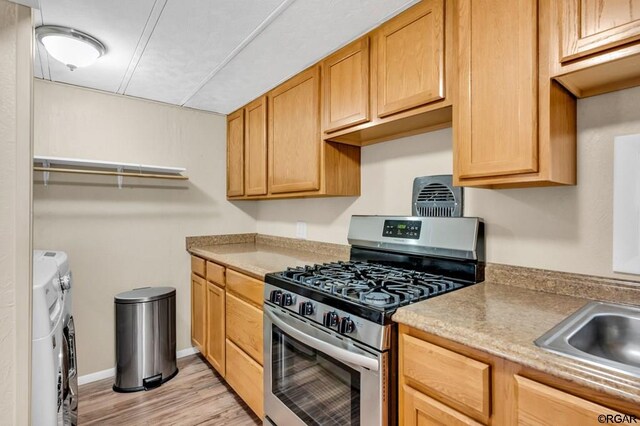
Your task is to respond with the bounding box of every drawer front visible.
[401,334,490,420]
[226,292,263,365]
[206,261,225,287]
[226,339,264,419]
[402,385,482,426]
[226,268,264,307]
[515,375,622,426]
[191,256,205,277]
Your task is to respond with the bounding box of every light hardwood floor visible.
[78,354,260,425]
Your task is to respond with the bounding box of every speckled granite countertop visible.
[186,234,350,280]
[393,266,640,404]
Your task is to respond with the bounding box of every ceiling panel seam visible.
[179,0,296,107]
[217,0,420,113]
[117,0,168,94]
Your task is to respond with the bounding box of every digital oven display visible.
[382,220,422,239]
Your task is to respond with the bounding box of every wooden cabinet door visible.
[376,0,444,118]
[322,37,370,133]
[402,385,482,426]
[190,273,206,354]
[561,0,640,63]
[244,97,267,196]
[227,109,244,197]
[455,0,539,179]
[268,67,321,194]
[514,375,623,426]
[205,282,225,376]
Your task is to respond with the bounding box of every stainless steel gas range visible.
[263,215,485,426]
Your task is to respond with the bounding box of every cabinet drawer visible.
[191,256,205,277]
[226,292,263,365]
[402,385,482,426]
[206,261,225,287]
[226,269,264,307]
[515,375,622,426]
[401,334,490,420]
[226,339,264,419]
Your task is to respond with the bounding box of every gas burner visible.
[364,292,390,304]
[279,261,463,311]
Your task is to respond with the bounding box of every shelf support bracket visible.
[42,160,50,187]
[117,167,123,189]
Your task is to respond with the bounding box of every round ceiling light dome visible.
[35,25,106,71]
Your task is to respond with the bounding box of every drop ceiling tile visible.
[37,0,157,92]
[185,0,419,114]
[124,0,285,105]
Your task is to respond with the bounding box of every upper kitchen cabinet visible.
[323,0,453,146]
[269,67,322,194]
[244,97,268,196]
[227,66,360,200]
[269,66,360,198]
[551,0,640,97]
[321,37,371,133]
[226,109,244,197]
[453,0,577,188]
[375,0,444,117]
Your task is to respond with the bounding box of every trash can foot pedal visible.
[143,374,162,390]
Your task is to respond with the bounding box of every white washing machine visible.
[33,251,77,426]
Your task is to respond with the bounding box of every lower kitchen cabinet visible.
[190,271,206,354]
[226,338,264,418]
[514,375,621,426]
[402,384,481,426]
[399,325,640,426]
[205,281,225,376]
[190,256,264,419]
[226,292,263,364]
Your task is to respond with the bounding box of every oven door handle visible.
[265,308,379,371]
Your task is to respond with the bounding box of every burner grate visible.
[280,261,462,310]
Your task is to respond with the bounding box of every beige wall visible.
[255,86,640,281]
[33,80,257,376]
[0,1,32,424]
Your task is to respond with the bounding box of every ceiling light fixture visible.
[35,25,106,71]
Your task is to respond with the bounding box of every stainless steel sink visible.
[535,301,640,378]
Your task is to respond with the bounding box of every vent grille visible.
[412,175,463,217]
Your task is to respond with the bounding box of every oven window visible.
[272,325,361,425]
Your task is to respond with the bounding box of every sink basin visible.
[535,301,640,378]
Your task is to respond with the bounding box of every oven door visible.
[264,304,387,426]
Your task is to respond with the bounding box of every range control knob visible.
[298,301,314,316]
[280,293,295,307]
[269,290,282,304]
[323,311,339,328]
[339,317,356,334]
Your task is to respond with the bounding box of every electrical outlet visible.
[296,221,307,239]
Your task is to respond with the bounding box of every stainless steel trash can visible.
[113,287,177,392]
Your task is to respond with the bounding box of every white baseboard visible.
[78,367,115,386]
[176,346,199,358]
[78,347,200,386]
